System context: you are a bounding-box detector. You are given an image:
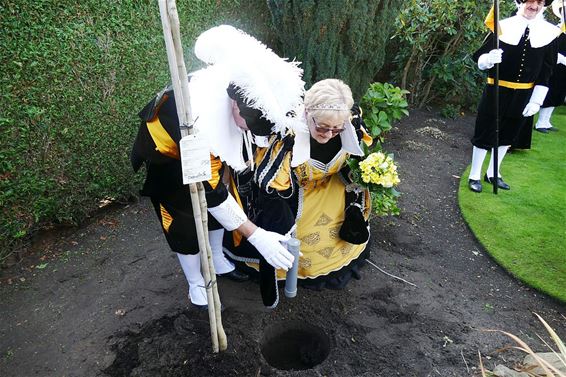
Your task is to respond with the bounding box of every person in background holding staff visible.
[468,0,560,193]
[535,0,566,133]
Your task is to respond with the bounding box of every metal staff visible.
[492,0,500,194]
[158,0,227,352]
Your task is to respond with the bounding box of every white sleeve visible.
[207,194,247,231]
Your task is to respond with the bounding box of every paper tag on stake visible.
[179,134,211,184]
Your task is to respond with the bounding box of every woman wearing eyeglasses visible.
[224,78,373,302]
[287,78,373,290]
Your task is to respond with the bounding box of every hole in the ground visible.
[260,320,331,370]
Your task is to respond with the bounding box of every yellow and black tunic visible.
[288,106,372,289]
[131,89,226,255]
[228,105,373,293]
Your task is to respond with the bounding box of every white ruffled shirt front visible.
[499,14,560,48]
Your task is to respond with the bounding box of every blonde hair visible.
[304,79,354,121]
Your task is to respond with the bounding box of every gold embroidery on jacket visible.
[329,226,340,240]
[301,232,320,246]
[317,247,334,259]
[315,213,332,226]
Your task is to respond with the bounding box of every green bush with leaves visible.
[360,82,409,141]
[390,0,516,110]
[0,0,271,263]
[267,0,404,100]
[345,82,408,217]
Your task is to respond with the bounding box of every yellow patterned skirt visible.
[271,173,370,280]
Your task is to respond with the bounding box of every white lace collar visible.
[500,15,560,48]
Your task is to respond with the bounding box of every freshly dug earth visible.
[1,109,564,377]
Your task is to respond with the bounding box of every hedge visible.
[0,0,271,261]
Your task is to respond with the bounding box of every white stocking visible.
[469,146,488,180]
[486,145,509,178]
[209,228,235,274]
[545,107,555,128]
[535,107,554,129]
[176,252,207,306]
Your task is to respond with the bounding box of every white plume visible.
[194,25,305,136]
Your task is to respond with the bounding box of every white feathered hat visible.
[194,25,306,135]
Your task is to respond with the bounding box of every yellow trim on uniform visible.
[487,78,534,90]
[229,174,244,247]
[361,128,373,146]
[159,204,173,233]
[146,118,180,159]
[269,153,292,191]
[208,155,223,189]
[254,136,292,191]
[254,143,269,165]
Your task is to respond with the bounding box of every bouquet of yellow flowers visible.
[346,151,400,216]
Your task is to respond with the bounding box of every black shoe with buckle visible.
[535,128,549,134]
[468,179,482,193]
[218,269,250,282]
[484,174,510,190]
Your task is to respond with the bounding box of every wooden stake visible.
[157,0,227,353]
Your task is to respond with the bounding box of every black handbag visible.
[339,201,369,245]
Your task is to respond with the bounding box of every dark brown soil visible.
[1,109,565,377]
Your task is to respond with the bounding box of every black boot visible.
[484,174,510,190]
[468,179,482,193]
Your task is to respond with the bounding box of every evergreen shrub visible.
[267,0,404,100]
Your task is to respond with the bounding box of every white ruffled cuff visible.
[208,194,247,231]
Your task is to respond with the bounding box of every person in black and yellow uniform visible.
[132,87,292,307]
[287,79,373,290]
[534,0,566,133]
[131,24,304,308]
[468,0,560,193]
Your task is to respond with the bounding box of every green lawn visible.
[458,107,566,302]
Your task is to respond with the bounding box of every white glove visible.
[478,49,503,70]
[557,53,566,66]
[522,102,540,117]
[248,227,294,270]
[522,85,549,117]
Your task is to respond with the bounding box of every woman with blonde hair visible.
[224,78,373,304]
[288,78,373,290]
